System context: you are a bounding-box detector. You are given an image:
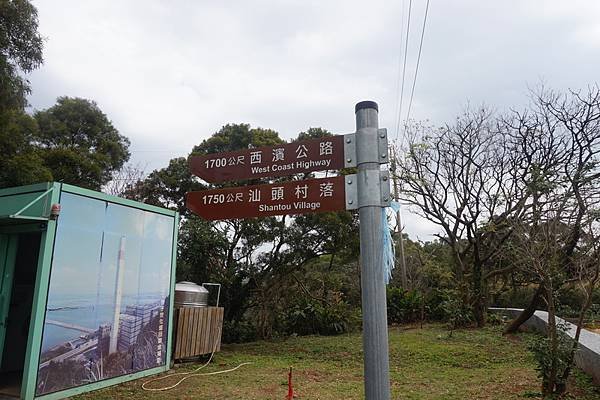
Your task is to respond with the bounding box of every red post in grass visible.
[287,367,294,399]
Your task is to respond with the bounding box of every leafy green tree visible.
[126,124,287,329]
[192,123,282,156]
[0,109,51,187]
[177,215,228,283]
[0,0,44,111]
[0,0,47,188]
[295,127,332,141]
[34,97,130,190]
[129,123,363,340]
[240,127,360,338]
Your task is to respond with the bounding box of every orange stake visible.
[287,367,294,399]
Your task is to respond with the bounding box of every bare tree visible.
[504,85,600,335]
[501,86,600,396]
[395,108,530,326]
[506,184,600,396]
[103,162,146,197]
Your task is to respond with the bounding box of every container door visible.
[0,234,17,363]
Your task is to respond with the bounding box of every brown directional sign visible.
[189,135,346,183]
[186,176,346,220]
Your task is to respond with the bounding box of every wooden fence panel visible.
[173,306,224,360]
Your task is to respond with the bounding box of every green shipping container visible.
[0,183,178,399]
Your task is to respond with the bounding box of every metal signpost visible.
[354,101,391,400]
[187,101,391,399]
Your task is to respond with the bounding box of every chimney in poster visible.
[109,236,126,354]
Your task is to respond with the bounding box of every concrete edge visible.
[490,307,600,385]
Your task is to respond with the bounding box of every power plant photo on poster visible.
[35,193,174,396]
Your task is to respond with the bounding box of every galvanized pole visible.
[355,101,391,400]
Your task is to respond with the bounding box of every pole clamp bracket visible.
[345,170,391,210]
[377,128,389,164]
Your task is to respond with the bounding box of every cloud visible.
[27,0,600,238]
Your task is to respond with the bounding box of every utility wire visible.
[393,0,406,143]
[404,0,431,132]
[391,1,413,288]
[394,0,413,142]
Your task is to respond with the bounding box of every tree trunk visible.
[556,287,594,394]
[503,284,543,334]
[472,259,486,327]
[473,298,486,328]
[545,283,558,397]
[420,292,425,329]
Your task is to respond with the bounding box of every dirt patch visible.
[391,324,421,332]
[504,333,522,343]
[301,369,328,383]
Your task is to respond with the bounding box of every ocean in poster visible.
[42,292,166,352]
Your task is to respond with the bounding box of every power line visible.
[404,0,431,131]
[394,0,413,142]
[393,0,406,142]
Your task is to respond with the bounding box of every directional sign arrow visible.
[186,176,346,220]
[189,135,353,183]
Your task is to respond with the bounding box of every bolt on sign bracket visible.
[344,133,357,168]
[378,128,389,164]
[344,170,390,210]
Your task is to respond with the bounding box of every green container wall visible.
[0,183,54,222]
[0,183,178,400]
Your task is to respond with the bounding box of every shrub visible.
[222,319,258,344]
[556,286,586,315]
[386,288,423,324]
[282,297,361,336]
[441,296,474,331]
[527,322,574,395]
[486,312,506,326]
[424,289,451,321]
[492,286,537,309]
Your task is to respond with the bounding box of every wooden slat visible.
[206,307,214,355]
[186,307,196,357]
[204,308,214,354]
[189,307,199,356]
[199,308,206,352]
[196,308,206,355]
[215,307,224,352]
[206,308,213,353]
[174,308,182,359]
[199,308,209,354]
[183,307,192,357]
[202,308,209,353]
[209,308,217,354]
[179,307,190,358]
[174,308,184,359]
[209,307,217,353]
[173,309,179,359]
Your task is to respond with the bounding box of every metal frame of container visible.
[0,182,179,400]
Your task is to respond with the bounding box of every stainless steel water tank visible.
[174,281,209,307]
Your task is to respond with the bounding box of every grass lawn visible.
[75,324,600,399]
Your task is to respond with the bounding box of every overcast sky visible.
[27,0,600,240]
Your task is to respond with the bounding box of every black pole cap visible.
[355,100,378,113]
